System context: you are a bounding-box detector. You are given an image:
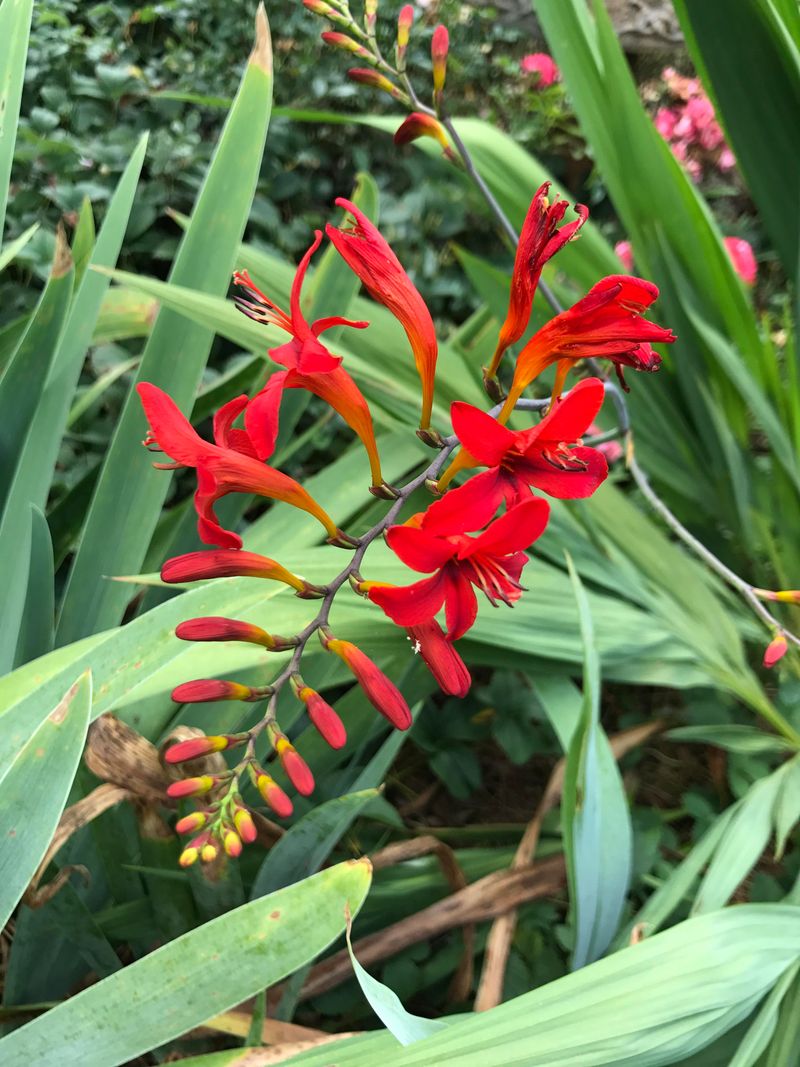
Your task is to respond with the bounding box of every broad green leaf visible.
[729,961,800,1067]
[0,859,372,1066]
[563,556,632,968]
[0,672,91,931]
[56,9,274,643]
[0,0,33,237]
[667,724,792,755]
[673,0,800,281]
[250,789,378,899]
[346,922,448,1045]
[282,904,800,1067]
[67,356,139,428]
[70,196,95,289]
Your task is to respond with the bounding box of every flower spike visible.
[321,633,413,730]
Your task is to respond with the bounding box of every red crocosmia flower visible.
[487,183,588,381]
[297,686,347,749]
[438,378,608,510]
[723,237,757,287]
[520,53,560,87]
[764,634,788,669]
[367,496,550,640]
[394,112,449,150]
[499,275,676,421]
[165,734,240,763]
[233,232,384,488]
[322,636,413,730]
[138,383,344,549]
[171,680,271,704]
[325,198,438,431]
[407,619,471,697]
[161,550,324,599]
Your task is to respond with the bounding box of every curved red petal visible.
[368,572,448,627]
[385,524,456,572]
[213,394,249,449]
[466,497,550,558]
[530,377,606,444]
[450,402,514,466]
[442,570,478,641]
[244,371,288,461]
[422,470,504,536]
[407,619,471,697]
[521,446,608,500]
[137,382,211,466]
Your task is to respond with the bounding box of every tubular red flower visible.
[297,685,347,749]
[438,378,608,506]
[520,53,559,87]
[323,637,413,730]
[397,4,414,58]
[407,619,471,697]
[175,616,280,647]
[499,275,676,419]
[171,680,270,704]
[175,811,208,835]
[271,732,315,796]
[326,198,438,430]
[138,382,342,547]
[394,112,449,149]
[256,773,293,818]
[367,496,550,640]
[223,829,243,857]
[487,182,588,380]
[347,67,402,97]
[161,550,321,598]
[166,776,216,799]
[233,805,258,844]
[321,31,371,58]
[233,234,384,489]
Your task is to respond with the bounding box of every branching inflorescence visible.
[140,1,799,866]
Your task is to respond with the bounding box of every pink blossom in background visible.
[654,108,678,139]
[718,147,736,171]
[614,240,634,272]
[587,422,623,464]
[724,237,757,286]
[653,67,735,182]
[520,53,559,87]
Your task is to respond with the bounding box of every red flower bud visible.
[394,113,448,149]
[407,620,471,697]
[233,805,258,844]
[364,0,378,31]
[754,588,800,605]
[297,685,347,749]
[179,832,210,868]
[254,771,294,818]
[175,811,208,835]
[161,550,314,595]
[166,775,216,799]
[271,731,315,796]
[347,68,403,99]
[223,829,243,857]
[171,680,272,704]
[764,634,789,668]
[322,636,412,730]
[431,25,449,94]
[175,617,282,648]
[397,4,414,46]
[165,734,244,763]
[303,0,336,13]
[321,31,371,58]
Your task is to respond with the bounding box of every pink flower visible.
[685,96,715,131]
[718,147,736,171]
[520,53,559,88]
[654,107,678,140]
[586,422,623,465]
[724,237,757,286]
[614,240,634,273]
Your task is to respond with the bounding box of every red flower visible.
[394,112,449,150]
[520,53,560,87]
[233,232,384,488]
[161,549,325,599]
[486,183,588,381]
[326,198,438,430]
[138,383,345,549]
[407,619,471,697]
[366,496,550,640]
[431,25,449,95]
[764,634,788,669]
[295,682,347,749]
[499,276,676,420]
[322,636,413,729]
[438,378,608,508]
[723,237,757,287]
[171,679,272,704]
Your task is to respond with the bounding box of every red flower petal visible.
[443,570,478,641]
[407,619,471,697]
[450,402,514,466]
[518,446,608,500]
[529,377,606,444]
[422,470,504,536]
[244,371,288,462]
[385,524,456,572]
[368,572,449,627]
[464,497,550,559]
[137,382,212,466]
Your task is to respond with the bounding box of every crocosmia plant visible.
[141,177,674,863]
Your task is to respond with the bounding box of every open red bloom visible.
[367,496,550,640]
[325,198,438,430]
[234,232,384,488]
[138,383,344,549]
[500,276,676,420]
[487,182,588,380]
[438,378,608,510]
